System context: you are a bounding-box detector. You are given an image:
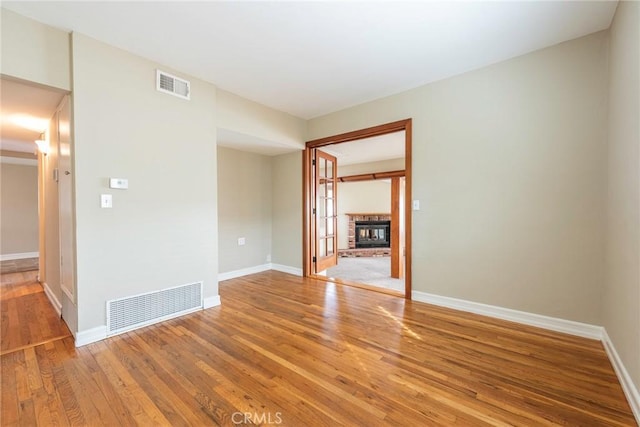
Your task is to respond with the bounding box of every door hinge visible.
[312,208,316,215]
[312,159,316,166]
[312,256,316,263]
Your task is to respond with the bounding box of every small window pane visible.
[318,197,326,218]
[326,182,334,198]
[318,181,326,198]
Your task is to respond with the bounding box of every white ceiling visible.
[0,78,66,153]
[321,132,405,166]
[3,1,617,120]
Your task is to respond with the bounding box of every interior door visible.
[314,149,338,272]
[58,96,74,301]
[57,95,78,332]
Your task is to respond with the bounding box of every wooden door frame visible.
[303,118,413,299]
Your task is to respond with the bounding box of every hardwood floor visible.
[1,271,71,355]
[1,270,636,426]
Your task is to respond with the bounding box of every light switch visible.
[101,194,113,208]
[238,237,246,246]
[412,199,420,211]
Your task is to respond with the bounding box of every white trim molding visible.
[75,325,107,347]
[270,263,303,277]
[602,330,640,423]
[0,252,39,261]
[42,282,62,317]
[218,264,271,282]
[61,285,75,303]
[411,291,604,340]
[218,263,303,282]
[204,295,221,309]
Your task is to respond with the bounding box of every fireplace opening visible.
[355,220,391,248]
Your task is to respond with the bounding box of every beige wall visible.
[214,86,307,274]
[271,151,303,269]
[308,31,609,325]
[0,162,39,255]
[217,147,272,272]
[337,181,392,250]
[604,1,640,392]
[0,8,71,90]
[216,89,307,150]
[215,82,307,274]
[72,33,218,331]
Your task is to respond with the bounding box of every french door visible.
[303,119,412,299]
[313,149,338,272]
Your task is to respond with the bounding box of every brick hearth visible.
[338,247,391,258]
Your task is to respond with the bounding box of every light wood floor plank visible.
[0,271,72,355]
[1,351,21,425]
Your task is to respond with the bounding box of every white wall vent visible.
[106,281,202,336]
[156,69,191,100]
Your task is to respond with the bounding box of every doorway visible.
[0,76,76,343]
[303,119,412,298]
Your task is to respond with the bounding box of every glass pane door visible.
[315,149,338,272]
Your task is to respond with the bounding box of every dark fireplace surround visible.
[355,220,390,248]
[341,214,391,257]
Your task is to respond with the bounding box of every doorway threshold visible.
[310,274,404,298]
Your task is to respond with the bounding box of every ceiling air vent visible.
[156,69,190,100]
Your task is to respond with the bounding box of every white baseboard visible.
[75,325,107,347]
[218,264,271,281]
[42,282,62,317]
[204,295,221,309]
[412,290,639,422]
[1,251,39,261]
[270,263,303,276]
[602,330,640,423]
[411,291,604,340]
[218,263,303,282]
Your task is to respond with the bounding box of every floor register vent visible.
[106,282,203,336]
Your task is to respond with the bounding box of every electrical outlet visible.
[266,254,271,263]
[238,237,246,246]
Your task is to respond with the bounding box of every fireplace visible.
[355,220,391,248]
[341,213,392,257]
